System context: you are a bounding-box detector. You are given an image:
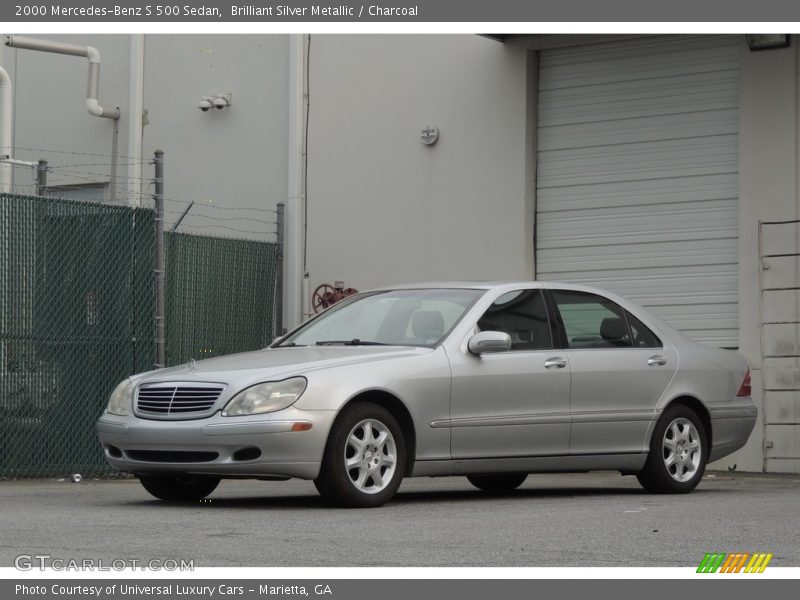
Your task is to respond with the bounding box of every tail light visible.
[737,370,752,397]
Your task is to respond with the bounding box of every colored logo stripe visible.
[745,553,773,573]
[697,553,726,573]
[697,553,773,573]
[720,553,749,573]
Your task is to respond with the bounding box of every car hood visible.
[134,345,434,385]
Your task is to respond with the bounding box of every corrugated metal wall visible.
[536,35,740,346]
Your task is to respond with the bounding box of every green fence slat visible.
[163,231,278,367]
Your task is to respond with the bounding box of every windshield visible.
[277,288,484,348]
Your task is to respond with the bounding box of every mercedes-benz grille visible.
[136,383,224,418]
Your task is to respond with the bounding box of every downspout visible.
[284,34,307,329]
[4,35,120,120]
[127,34,145,207]
[0,65,10,379]
[0,66,12,193]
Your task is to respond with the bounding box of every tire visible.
[138,474,220,501]
[637,404,708,494]
[314,403,406,508]
[467,473,527,492]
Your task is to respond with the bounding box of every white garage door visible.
[536,35,740,347]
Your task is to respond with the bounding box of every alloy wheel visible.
[662,417,702,482]
[344,418,397,494]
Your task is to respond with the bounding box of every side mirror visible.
[468,331,512,355]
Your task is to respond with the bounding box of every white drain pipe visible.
[284,34,307,329]
[4,35,120,120]
[0,66,12,193]
[127,34,145,206]
[1,65,10,380]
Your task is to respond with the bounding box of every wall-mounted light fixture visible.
[421,125,439,146]
[746,34,790,51]
[198,93,232,112]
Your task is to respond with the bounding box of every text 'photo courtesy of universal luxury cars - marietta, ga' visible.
[96,282,757,508]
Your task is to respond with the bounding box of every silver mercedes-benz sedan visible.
[97,282,756,508]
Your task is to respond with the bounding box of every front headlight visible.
[106,379,132,416]
[222,377,307,417]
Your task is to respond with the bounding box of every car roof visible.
[366,281,613,294]
[369,281,518,290]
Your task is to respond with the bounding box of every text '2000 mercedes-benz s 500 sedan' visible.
[97,282,756,508]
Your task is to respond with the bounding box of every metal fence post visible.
[275,202,285,338]
[36,160,47,196]
[170,200,194,232]
[153,150,166,369]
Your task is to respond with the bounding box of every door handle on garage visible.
[544,357,567,369]
[647,355,667,366]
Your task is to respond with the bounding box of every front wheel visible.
[314,403,406,508]
[138,474,220,501]
[467,473,527,492]
[637,404,708,493]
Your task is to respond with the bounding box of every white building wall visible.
[734,38,800,473]
[141,35,289,240]
[3,34,131,198]
[305,35,532,298]
[4,34,290,240]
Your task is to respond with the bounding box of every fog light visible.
[232,447,262,461]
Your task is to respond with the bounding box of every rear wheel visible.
[138,474,220,501]
[314,403,406,508]
[467,473,527,492]
[637,404,708,493]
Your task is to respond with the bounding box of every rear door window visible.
[551,289,632,349]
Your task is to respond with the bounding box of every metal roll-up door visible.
[536,35,740,347]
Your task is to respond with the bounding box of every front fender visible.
[294,346,453,461]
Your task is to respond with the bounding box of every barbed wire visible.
[48,167,153,182]
[38,171,158,206]
[42,168,280,215]
[6,147,285,241]
[165,199,279,214]
[161,208,277,226]
[7,187,278,235]
[5,185,279,239]
[172,223,278,236]
[174,227,278,243]
[48,161,152,169]
[10,145,154,162]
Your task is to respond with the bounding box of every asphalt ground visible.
[1,471,799,568]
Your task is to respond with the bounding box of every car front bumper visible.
[96,406,336,480]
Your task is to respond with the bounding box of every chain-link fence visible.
[0,193,154,478]
[165,232,279,366]
[0,193,279,478]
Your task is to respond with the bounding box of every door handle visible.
[544,357,567,369]
[647,355,667,366]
